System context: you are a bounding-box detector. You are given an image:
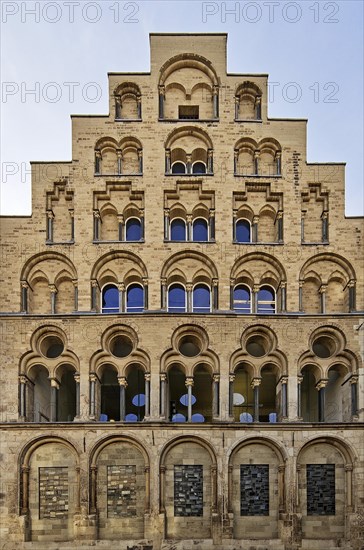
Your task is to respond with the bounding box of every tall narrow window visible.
[171,162,186,174]
[102,284,119,313]
[170,219,187,241]
[257,286,275,314]
[192,218,208,242]
[233,285,251,313]
[193,284,211,313]
[236,219,251,243]
[126,284,144,313]
[168,284,186,313]
[192,161,206,174]
[125,218,142,241]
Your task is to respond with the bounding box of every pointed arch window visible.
[233,285,251,313]
[193,284,211,313]
[236,219,251,243]
[170,218,187,241]
[125,217,142,241]
[102,284,119,314]
[257,286,276,314]
[192,218,208,242]
[168,284,187,313]
[126,284,144,313]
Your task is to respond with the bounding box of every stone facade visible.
[0,33,363,550]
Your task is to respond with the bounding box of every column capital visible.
[319,284,327,294]
[144,372,151,382]
[316,379,328,390]
[89,373,98,383]
[158,85,165,95]
[350,375,359,385]
[345,464,353,472]
[160,373,167,382]
[19,375,28,385]
[74,373,80,384]
[21,280,29,289]
[49,284,57,294]
[213,374,220,383]
[229,373,235,383]
[50,378,60,389]
[280,375,288,385]
[118,376,127,387]
[47,210,55,219]
[251,377,261,388]
[93,209,101,219]
[278,464,285,473]
[91,279,99,289]
[185,377,194,387]
[297,374,303,385]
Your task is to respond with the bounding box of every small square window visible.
[179,106,199,120]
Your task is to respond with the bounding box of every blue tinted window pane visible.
[126,218,142,241]
[172,162,186,174]
[168,284,186,312]
[258,287,275,301]
[193,219,208,242]
[171,219,186,241]
[257,286,275,314]
[127,285,144,312]
[102,285,119,313]
[192,162,206,174]
[234,286,251,313]
[236,220,251,243]
[193,285,210,312]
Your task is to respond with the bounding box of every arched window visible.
[193,284,211,313]
[171,161,187,174]
[257,286,275,314]
[126,284,144,313]
[168,284,187,313]
[102,284,119,313]
[170,218,187,241]
[233,285,251,313]
[236,219,251,243]
[192,161,206,174]
[192,218,208,242]
[125,217,142,241]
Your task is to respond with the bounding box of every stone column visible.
[94,150,101,174]
[118,282,124,313]
[138,148,143,174]
[234,149,238,174]
[297,375,303,420]
[281,376,288,419]
[345,464,353,511]
[186,154,192,175]
[348,280,356,311]
[322,210,329,241]
[350,376,358,418]
[229,373,235,418]
[230,279,235,310]
[75,466,81,513]
[72,280,78,312]
[117,149,123,175]
[142,276,148,309]
[93,210,100,241]
[186,214,193,241]
[91,279,99,312]
[158,85,165,119]
[50,378,59,421]
[144,466,150,512]
[254,151,259,175]
[90,466,97,514]
[276,151,282,175]
[70,209,75,241]
[137,95,142,119]
[301,211,306,242]
[161,278,167,310]
[164,208,170,240]
[212,278,218,310]
[186,283,193,313]
[89,374,97,419]
[46,210,54,242]
[159,466,166,512]
[213,85,219,118]
[252,215,259,243]
[278,465,285,513]
[211,465,217,513]
[118,377,127,421]
[50,285,57,314]
[252,285,259,314]
[19,375,27,420]
[165,149,171,173]
[118,214,124,241]
[144,373,151,419]
[160,373,167,418]
[21,281,29,313]
[298,280,304,311]
[21,466,30,514]
[186,377,194,422]
[228,464,233,513]
[207,149,213,173]
[209,209,215,240]
[115,95,122,119]
[256,95,262,119]
[251,378,261,422]
[277,210,284,242]
[280,282,287,312]
[319,284,327,314]
[213,374,220,419]
[74,373,80,418]
[316,379,328,422]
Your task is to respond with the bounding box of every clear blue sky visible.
[1,0,363,215]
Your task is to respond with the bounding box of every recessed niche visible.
[178,335,201,357]
[312,336,336,358]
[110,335,133,358]
[246,335,268,357]
[40,336,64,358]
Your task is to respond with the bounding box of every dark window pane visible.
[126,218,141,241]
[192,162,206,174]
[126,284,144,312]
[236,219,251,243]
[234,285,251,313]
[174,465,203,516]
[102,285,119,313]
[193,285,210,312]
[240,464,269,516]
[168,284,186,312]
[172,162,186,174]
[307,464,335,515]
[193,218,208,241]
[170,219,186,241]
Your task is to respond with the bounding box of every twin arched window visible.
[171,161,207,175]
[233,285,275,314]
[170,218,209,242]
[168,283,211,313]
[101,283,144,313]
